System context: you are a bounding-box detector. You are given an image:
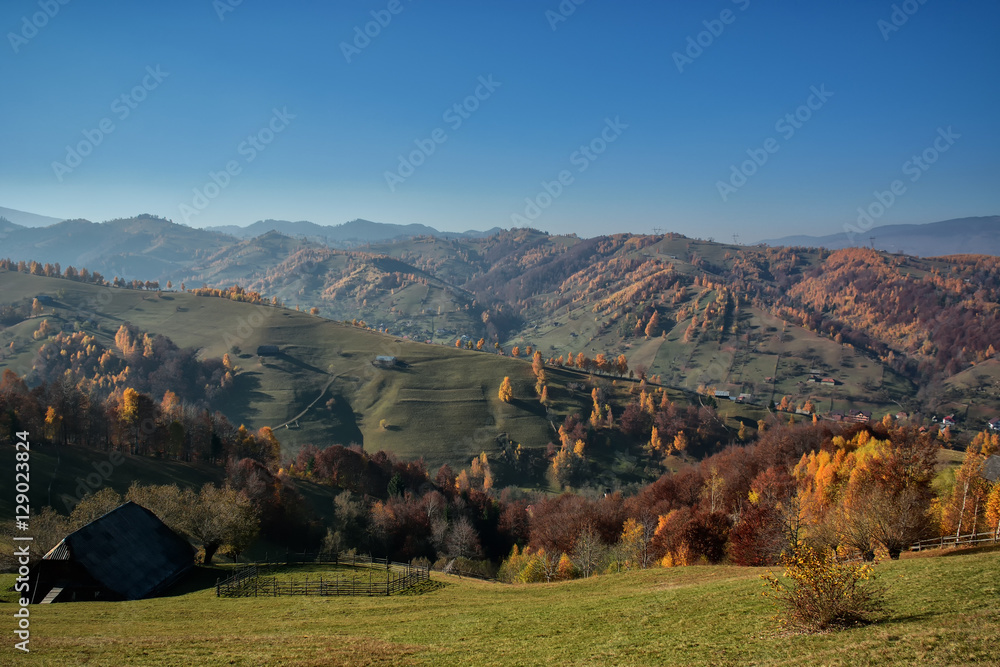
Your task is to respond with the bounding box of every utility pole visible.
[732,234,741,246]
[869,236,876,250]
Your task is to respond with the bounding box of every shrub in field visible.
[761,545,886,632]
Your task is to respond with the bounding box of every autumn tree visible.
[498,377,513,403]
[762,545,886,632]
[532,351,544,376]
[33,319,54,340]
[125,483,190,534]
[986,482,1000,542]
[701,466,725,513]
[43,406,63,444]
[186,484,260,563]
[570,526,606,577]
[446,516,483,559]
[69,488,123,528]
[649,426,664,455]
[644,310,661,338]
[556,552,578,580]
[942,442,989,537]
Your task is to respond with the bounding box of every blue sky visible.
[1,0,997,241]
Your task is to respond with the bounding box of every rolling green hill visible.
[3,270,697,475]
[6,222,1000,455]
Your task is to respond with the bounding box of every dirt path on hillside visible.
[273,371,345,430]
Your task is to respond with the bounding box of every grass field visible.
[2,547,997,665]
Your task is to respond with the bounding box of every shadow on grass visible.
[218,372,268,425]
[936,543,1000,557]
[510,397,546,416]
[156,565,229,598]
[394,579,449,596]
[277,353,327,375]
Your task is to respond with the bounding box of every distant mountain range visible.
[760,216,1000,257]
[205,218,502,245]
[0,210,507,282]
[0,206,65,228]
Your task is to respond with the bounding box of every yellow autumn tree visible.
[498,377,513,403]
[673,430,689,454]
[985,483,1000,542]
[532,350,544,376]
[650,426,664,454]
[618,518,647,570]
[556,552,578,580]
[43,406,62,443]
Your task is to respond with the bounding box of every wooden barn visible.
[983,455,1000,484]
[29,502,194,604]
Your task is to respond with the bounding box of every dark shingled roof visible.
[983,455,1000,483]
[43,502,194,600]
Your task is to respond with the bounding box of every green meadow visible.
[2,547,997,666]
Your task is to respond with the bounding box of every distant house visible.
[35,294,55,305]
[28,502,194,604]
[821,378,838,385]
[737,393,753,403]
[849,410,872,423]
[895,412,909,421]
[982,455,1000,483]
[942,415,957,426]
[989,418,1000,431]
[714,390,730,399]
[374,355,398,367]
[257,345,280,357]
[828,411,845,422]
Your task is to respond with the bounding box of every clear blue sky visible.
[1,0,997,241]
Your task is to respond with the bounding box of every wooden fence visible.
[909,530,998,552]
[216,553,429,598]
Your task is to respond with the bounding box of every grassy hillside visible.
[7,222,1000,433]
[0,441,224,521]
[2,548,997,665]
[1,271,654,472]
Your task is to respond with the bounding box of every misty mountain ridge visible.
[0,206,65,228]
[760,216,1000,257]
[205,218,503,245]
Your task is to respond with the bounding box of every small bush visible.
[761,545,886,632]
